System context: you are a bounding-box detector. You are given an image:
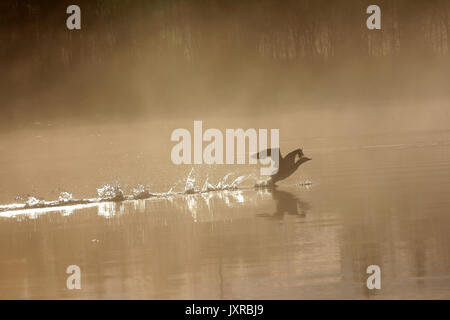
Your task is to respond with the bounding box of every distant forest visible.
[1,0,450,125]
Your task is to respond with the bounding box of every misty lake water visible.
[1,117,450,299]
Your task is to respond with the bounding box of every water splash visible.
[182,168,247,194]
[184,168,197,194]
[229,175,246,189]
[201,176,215,192]
[132,184,152,200]
[26,196,45,207]
[0,170,265,216]
[296,180,313,189]
[254,178,273,188]
[200,173,247,192]
[97,184,124,201]
[214,172,231,190]
[58,192,73,203]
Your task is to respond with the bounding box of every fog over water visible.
[2,0,450,127]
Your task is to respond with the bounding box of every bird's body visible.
[254,148,311,185]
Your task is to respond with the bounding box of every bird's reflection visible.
[257,187,310,219]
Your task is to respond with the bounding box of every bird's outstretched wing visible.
[284,148,303,163]
[252,148,282,160]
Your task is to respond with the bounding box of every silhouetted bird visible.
[253,148,311,185]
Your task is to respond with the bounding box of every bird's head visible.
[295,148,311,164]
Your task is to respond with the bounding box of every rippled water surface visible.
[1,121,450,299]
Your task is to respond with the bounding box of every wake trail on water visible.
[0,168,291,215]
